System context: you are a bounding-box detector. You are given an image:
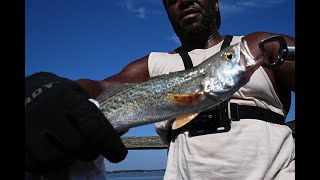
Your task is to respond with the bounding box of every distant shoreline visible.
[106,169,165,174]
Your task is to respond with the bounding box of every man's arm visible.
[243,32,295,114]
[75,55,150,98]
[243,32,295,92]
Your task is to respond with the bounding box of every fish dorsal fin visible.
[96,83,136,102]
[172,112,199,130]
[165,93,202,105]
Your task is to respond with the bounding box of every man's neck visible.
[179,32,224,52]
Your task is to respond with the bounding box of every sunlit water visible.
[106,171,165,180]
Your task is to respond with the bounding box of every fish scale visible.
[96,40,262,133]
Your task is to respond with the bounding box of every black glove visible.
[25,72,127,173]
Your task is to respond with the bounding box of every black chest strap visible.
[220,34,233,50]
[175,50,194,69]
[175,35,233,70]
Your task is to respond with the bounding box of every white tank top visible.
[148,36,295,180]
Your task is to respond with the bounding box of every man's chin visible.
[174,21,207,37]
[180,18,202,28]
[182,24,205,34]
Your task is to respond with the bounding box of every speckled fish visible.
[96,40,263,133]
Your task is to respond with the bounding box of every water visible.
[106,171,165,180]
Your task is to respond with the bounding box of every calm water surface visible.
[106,171,165,180]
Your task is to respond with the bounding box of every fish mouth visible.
[240,40,263,73]
[238,40,263,82]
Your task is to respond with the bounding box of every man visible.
[26,0,295,179]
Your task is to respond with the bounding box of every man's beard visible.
[172,9,217,38]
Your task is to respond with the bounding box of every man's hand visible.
[25,72,127,173]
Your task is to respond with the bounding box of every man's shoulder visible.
[243,32,275,39]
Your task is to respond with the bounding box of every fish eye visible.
[225,51,235,61]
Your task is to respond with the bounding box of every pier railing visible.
[122,120,295,150]
[121,136,167,150]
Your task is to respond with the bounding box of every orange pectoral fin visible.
[165,93,202,105]
[172,112,199,130]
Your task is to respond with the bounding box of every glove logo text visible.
[25,82,54,107]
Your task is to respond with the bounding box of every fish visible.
[96,40,263,133]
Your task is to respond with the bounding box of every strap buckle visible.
[214,100,232,132]
[228,102,240,121]
[188,100,232,137]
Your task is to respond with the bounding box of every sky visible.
[25,0,295,172]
